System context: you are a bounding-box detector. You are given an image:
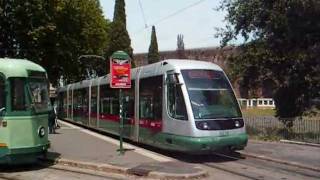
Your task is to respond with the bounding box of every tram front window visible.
[181,70,241,119]
[29,79,49,113]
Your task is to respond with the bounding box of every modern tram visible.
[57,60,248,153]
[0,58,50,164]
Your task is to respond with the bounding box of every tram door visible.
[138,76,163,142]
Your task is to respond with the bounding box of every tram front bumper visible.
[0,146,9,158]
[169,133,248,153]
[0,143,50,164]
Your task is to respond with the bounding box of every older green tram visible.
[0,58,50,164]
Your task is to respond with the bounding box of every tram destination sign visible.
[110,51,131,89]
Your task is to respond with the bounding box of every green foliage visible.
[219,0,320,118]
[113,0,126,25]
[147,26,160,64]
[55,0,109,82]
[0,0,16,57]
[0,0,110,84]
[107,0,133,70]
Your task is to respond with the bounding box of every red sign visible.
[110,58,131,88]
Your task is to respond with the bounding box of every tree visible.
[147,26,160,64]
[176,34,186,59]
[55,0,109,82]
[218,0,320,118]
[0,0,110,84]
[107,0,133,69]
[0,0,15,57]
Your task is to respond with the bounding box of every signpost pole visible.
[118,88,124,155]
[110,51,131,156]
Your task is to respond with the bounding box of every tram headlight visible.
[196,121,211,130]
[38,126,46,138]
[235,120,240,127]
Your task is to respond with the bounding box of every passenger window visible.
[139,76,162,120]
[91,86,97,111]
[123,81,135,119]
[167,74,188,120]
[0,76,5,111]
[100,85,119,115]
[11,78,26,111]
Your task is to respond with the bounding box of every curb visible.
[39,157,128,174]
[239,151,320,172]
[280,139,320,148]
[148,169,208,179]
[39,157,208,179]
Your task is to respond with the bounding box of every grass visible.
[241,108,276,117]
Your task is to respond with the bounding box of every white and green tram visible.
[0,58,50,164]
[57,60,247,153]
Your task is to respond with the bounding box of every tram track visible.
[201,151,320,180]
[214,151,320,176]
[202,163,263,180]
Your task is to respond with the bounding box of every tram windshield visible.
[29,78,49,112]
[181,70,241,119]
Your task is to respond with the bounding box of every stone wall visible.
[133,47,274,99]
[134,46,234,70]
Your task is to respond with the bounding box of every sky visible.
[100,0,227,53]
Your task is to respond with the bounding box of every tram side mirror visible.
[0,107,5,116]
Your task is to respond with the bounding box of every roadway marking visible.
[58,120,174,162]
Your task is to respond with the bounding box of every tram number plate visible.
[219,131,230,136]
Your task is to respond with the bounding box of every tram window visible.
[91,86,97,113]
[0,76,5,110]
[123,81,135,118]
[11,78,26,111]
[29,79,49,111]
[100,85,119,115]
[83,88,89,114]
[139,76,162,120]
[58,92,66,118]
[167,82,188,120]
[73,88,89,117]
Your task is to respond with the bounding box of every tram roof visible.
[0,58,46,78]
[59,59,224,91]
[156,59,222,71]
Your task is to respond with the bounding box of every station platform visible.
[44,120,207,179]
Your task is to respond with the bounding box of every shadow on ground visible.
[0,152,61,173]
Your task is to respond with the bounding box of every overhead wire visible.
[133,0,207,35]
[138,0,148,28]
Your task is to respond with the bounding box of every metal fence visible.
[244,116,320,144]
